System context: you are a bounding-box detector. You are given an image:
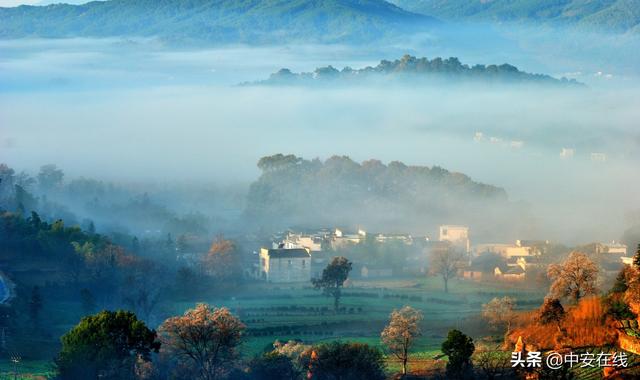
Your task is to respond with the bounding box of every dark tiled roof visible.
[265,248,310,258]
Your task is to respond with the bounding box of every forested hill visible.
[390,0,640,33]
[253,55,582,86]
[244,154,526,237]
[0,0,435,43]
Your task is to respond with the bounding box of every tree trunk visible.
[443,276,449,293]
[402,339,409,375]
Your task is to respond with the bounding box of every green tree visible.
[57,310,160,379]
[308,342,386,380]
[538,298,566,332]
[249,352,301,380]
[441,329,475,379]
[611,267,629,293]
[311,257,352,311]
[37,164,64,191]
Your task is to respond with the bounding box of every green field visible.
[2,276,545,377]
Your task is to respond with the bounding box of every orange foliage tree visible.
[202,236,241,283]
[158,304,245,380]
[547,251,599,303]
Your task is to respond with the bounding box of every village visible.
[248,224,632,285]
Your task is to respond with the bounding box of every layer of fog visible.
[1,33,639,245]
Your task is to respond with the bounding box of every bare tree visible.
[158,304,245,380]
[547,251,599,303]
[482,296,516,341]
[430,245,463,293]
[381,306,423,375]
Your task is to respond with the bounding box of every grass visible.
[4,276,546,378]
[0,360,54,379]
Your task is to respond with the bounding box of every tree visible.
[441,329,475,379]
[121,260,163,324]
[611,267,629,293]
[57,310,160,379]
[307,342,386,380]
[547,252,599,303]
[430,245,463,293]
[203,236,241,283]
[474,349,511,380]
[28,286,43,324]
[538,298,566,332]
[311,257,352,311]
[37,164,64,191]
[381,306,423,375]
[482,296,516,341]
[158,304,245,380]
[248,352,301,380]
[634,243,640,268]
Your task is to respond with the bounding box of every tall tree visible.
[633,243,640,268]
[203,236,241,283]
[158,304,245,380]
[547,251,599,303]
[441,329,475,380]
[311,256,352,311]
[430,245,463,293]
[482,296,516,341]
[37,164,64,191]
[381,306,423,375]
[538,297,566,333]
[57,310,159,379]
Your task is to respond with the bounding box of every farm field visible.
[2,276,545,377]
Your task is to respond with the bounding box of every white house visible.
[259,248,311,283]
[439,225,470,253]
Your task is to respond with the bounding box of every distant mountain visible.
[390,0,640,33]
[0,0,436,43]
[252,54,583,86]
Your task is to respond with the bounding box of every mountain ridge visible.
[389,0,640,33]
[0,0,437,43]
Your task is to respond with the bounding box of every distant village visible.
[231,224,633,284]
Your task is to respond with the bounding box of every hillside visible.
[390,0,640,33]
[0,0,435,43]
[243,154,530,238]
[252,54,582,86]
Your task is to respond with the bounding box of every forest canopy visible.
[245,154,520,237]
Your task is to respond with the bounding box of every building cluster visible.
[251,225,631,284]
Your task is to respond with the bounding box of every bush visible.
[307,341,386,380]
